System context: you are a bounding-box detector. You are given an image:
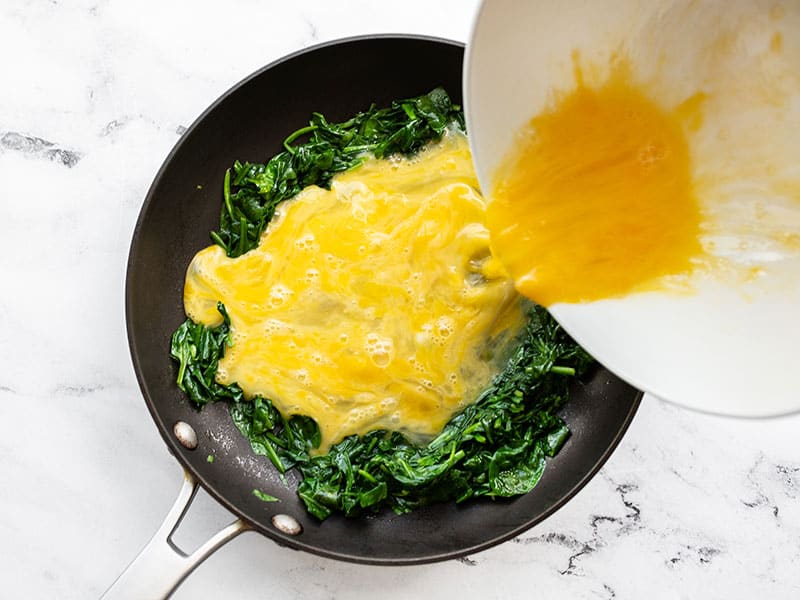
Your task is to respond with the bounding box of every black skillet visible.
[110,35,642,597]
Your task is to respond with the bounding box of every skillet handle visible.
[101,470,250,600]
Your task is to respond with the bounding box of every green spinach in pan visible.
[170,88,594,519]
[172,303,591,520]
[212,87,464,258]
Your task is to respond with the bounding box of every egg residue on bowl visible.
[183,132,526,453]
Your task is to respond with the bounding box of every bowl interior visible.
[465,0,800,416]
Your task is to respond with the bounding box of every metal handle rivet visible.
[173,421,198,450]
[272,514,302,536]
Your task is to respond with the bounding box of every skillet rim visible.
[125,33,643,565]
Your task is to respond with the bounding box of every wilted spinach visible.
[211,87,464,258]
[172,303,592,520]
[170,89,594,519]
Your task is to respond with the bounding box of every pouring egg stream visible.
[465,0,800,417]
[487,54,708,307]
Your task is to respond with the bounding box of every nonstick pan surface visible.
[125,35,642,565]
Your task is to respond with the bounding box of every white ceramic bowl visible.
[464,0,800,416]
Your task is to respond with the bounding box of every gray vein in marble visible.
[0,131,81,167]
[87,0,111,17]
[666,544,722,568]
[456,556,477,566]
[561,543,596,576]
[613,480,642,532]
[101,118,128,136]
[94,111,180,144]
[775,464,800,498]
[602,583,616,599]
[513,531,594,576]
[53,383,107,396]
[303,17,319,42]
[0,385,15,393]
[668,465,708,492]
[511,474,645,577]
[515,531,584,549]
[742,452,782,518]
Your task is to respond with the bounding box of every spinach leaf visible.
[252,489,280,503]
[169,302,243,406]
[211,87,464,258]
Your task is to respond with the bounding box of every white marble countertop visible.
[2,1,799,598]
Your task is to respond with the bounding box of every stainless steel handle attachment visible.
[101,470,249,599]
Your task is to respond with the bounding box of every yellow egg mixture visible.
[184,132,526,452]
[488,58,705,306]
